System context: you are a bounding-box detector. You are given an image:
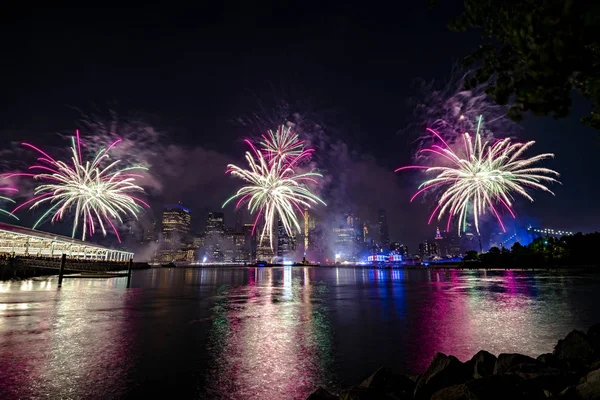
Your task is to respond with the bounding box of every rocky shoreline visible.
[308,323,600,399]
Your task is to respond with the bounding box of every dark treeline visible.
[463,232,600,268]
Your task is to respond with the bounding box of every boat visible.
[161,262,176,268]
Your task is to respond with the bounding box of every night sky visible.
[1,3,598,251]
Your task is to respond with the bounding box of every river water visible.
[1,267,600,399]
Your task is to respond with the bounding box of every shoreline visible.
[2,264,598,282]
[308,323,600,399]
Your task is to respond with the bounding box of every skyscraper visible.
[303,208,309,254]
[204,212,225,261]
[206,212,225,234]
[161,202,192,243]
[277,219,292,259]
[157,202,193,262]
[378,208,389,250]
[235,208,244,233]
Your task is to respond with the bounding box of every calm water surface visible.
[1,267,600,399]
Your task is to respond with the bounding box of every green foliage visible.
[464,250,479,261]
[474,232,600,267]
[450,0,600,129]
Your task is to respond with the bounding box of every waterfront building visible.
[0,222,134,261]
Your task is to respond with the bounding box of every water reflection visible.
[1,268,599,398]
[0,278,138,398]
[204,267,335,399]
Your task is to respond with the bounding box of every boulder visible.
[430,384,471,400]
[537,353,558,366]
[557,386,577,398]
[575,368,600,400]
[431,375,537,400]
[359,367,414,398]
[587,323,600,353]
[339,386,392,400]
[467,350,497,379]
[494,353,539,375]
[414,353,472,400]
[307,387,339,400]
[506,362,578,395]
[554,330,595,367]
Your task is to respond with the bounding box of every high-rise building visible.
[142,221,157,243]
[206,212,225,234]
[378,208,390,250]
[303,208,309,254]
[156,203,193,263]
[256,237,274,261]
[243,223,256,261]
[277,219,293,259]
[419,241,438,259]
[390,242,408,257]
[235,209,244,233]
[204,212,225,262]
[161,203,192,243]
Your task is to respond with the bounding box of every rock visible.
[307,387,339,400]
[537,353,558,366]
[359,367,414,398]
[339,386,392,400]
[554,330,595,368]
[575,368,600,400]
[494,353,539,375]
[430,384,471,400]
[431,375,537,400]
[558,386,577,398]
[468,350,497,379]
[588,323,600,353]
[414,353,472,400]
[506,362,578,395]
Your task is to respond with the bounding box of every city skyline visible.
[135,200,578,264]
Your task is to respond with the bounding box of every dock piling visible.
[126,258,133,288]
[58,254,66,286]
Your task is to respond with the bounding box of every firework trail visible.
[0,185,18,221]
[8,130,149,242]
[223,138,325,250]
[397,116,559,235]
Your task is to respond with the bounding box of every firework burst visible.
[397,116,560,235]
[223,139,325,250]
[260,125,313,165]
[8,130,149,242]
